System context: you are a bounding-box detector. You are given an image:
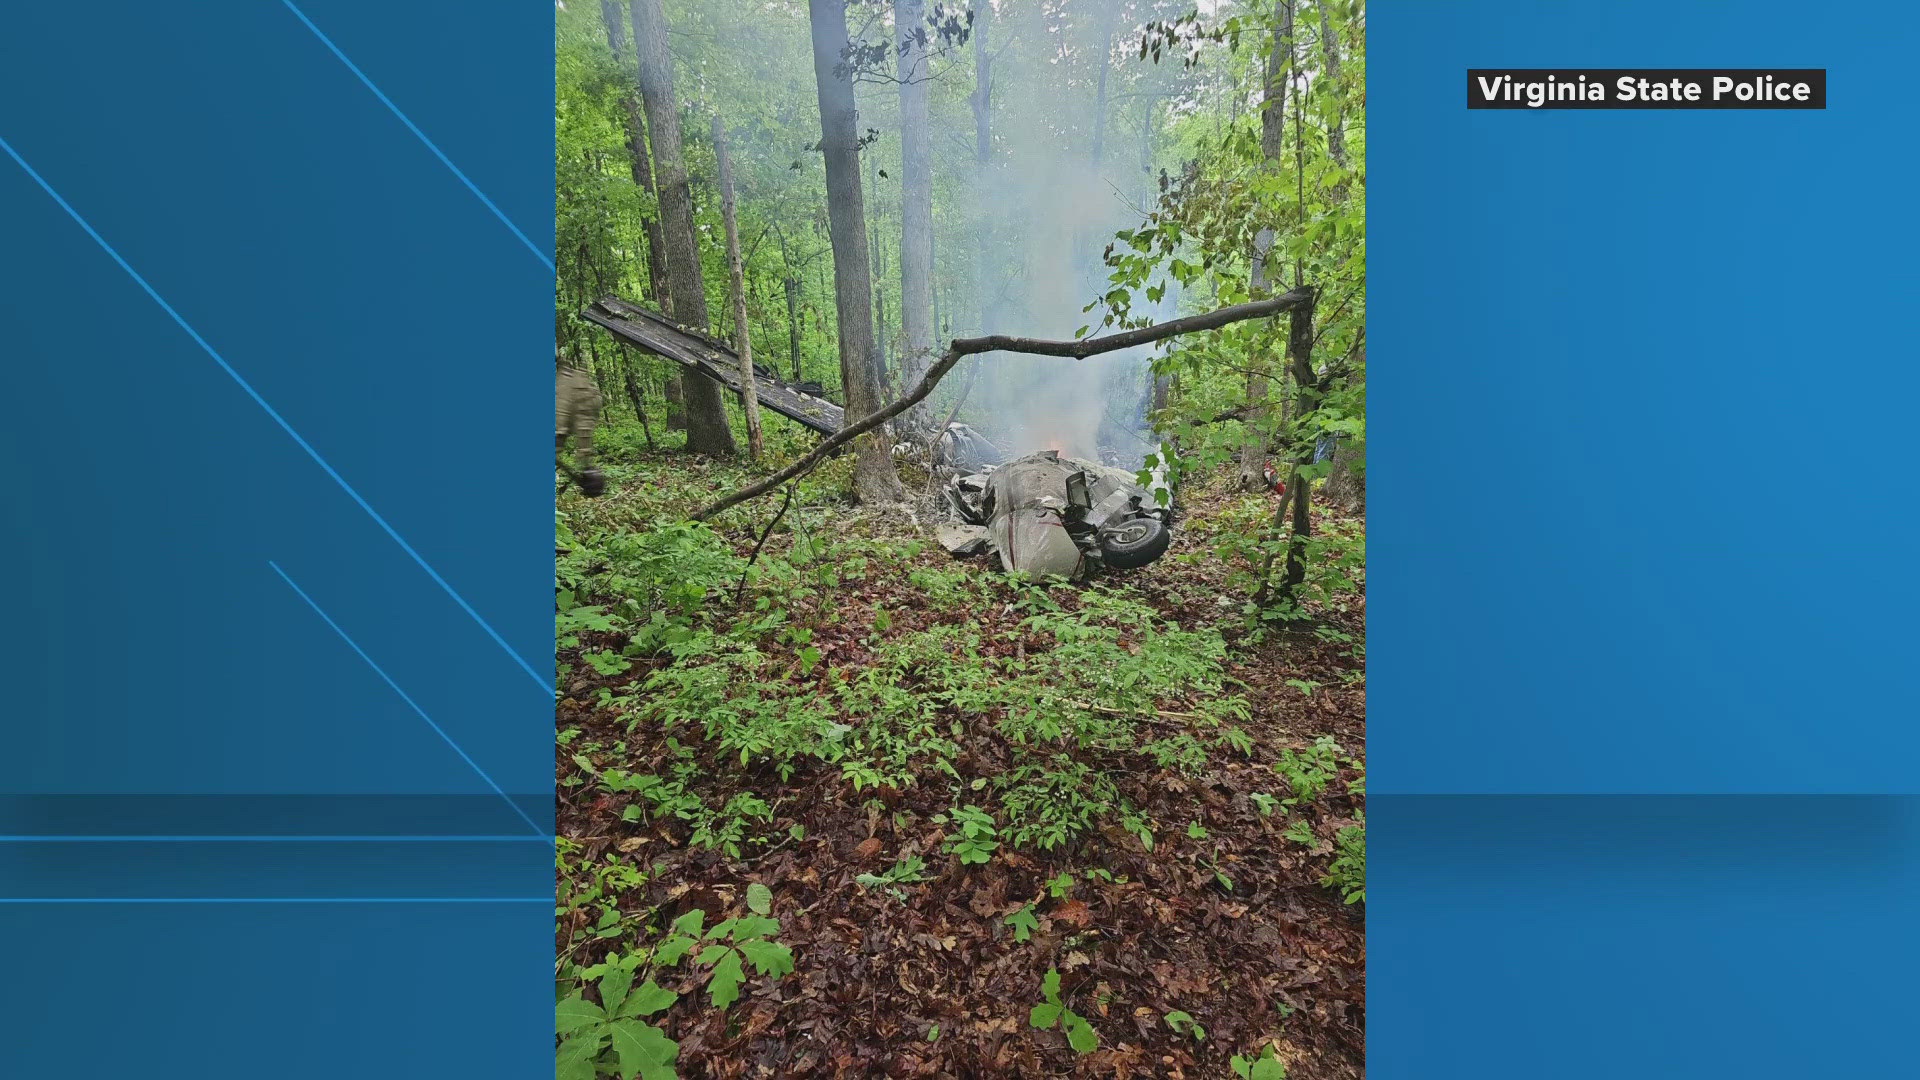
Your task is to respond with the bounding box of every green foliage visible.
[1164,1009,1206,1042]
[1029,969,1099,1054]
[1231,1045,1288,1079]
[654,908,795,1011]
[1045,871,1077,900]
[1323,815,1366,905]
[1274,736,1344,807]
[854,855,929,899]
[555,967,679,1080]
[941,805,999,865]
[1005,904,1040,943]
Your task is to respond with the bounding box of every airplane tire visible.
[1097,514,1172,569]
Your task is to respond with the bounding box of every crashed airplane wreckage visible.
[939,449,1173,580]
[583,296,845,436]
[673,284,1315,577]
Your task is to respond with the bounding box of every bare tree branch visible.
[693,288,1313,520]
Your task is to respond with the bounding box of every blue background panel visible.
[0,902,548,1078]
[0,0,550,795]
[1373,1,1920,793]
[1373,796,1920,1078]
[2,1,551,1077]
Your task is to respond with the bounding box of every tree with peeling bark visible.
[713,116,766,461]
[807,0,905,504]
[630,0,736,457]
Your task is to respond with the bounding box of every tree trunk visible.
[713,116,765,461]
[1318,0,1351,178]
[1280,291,1316,596]
[807,0,905,503]
[1237,0,1292,492]
[602,0,680,424]
[1324,343,1365,512]
[622,362,655,449]
[630,0,735,455]
[1090,2,1117,170]
[785,272,803,382]
[894,0,935,432]
[969,2,993,333]
[1319,0,1363,511]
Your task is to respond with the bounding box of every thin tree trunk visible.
[1280,290,1316,596]
[894,0,934,432]
[602,0,678,423]
[1319,0,1363,511]
[713,116,765,461]
[1237,0,1291,491]
[623,364,656,449]
[1252,288,1317,606]
[808,0,905,503]
[1318,0,1351,178]
[1090,2,1117,170]
[969,2,993,334]
[630,0,735,455]
[785,272,803,382]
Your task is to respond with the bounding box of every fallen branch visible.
[693,289,1313,520]
[733,482,796,604]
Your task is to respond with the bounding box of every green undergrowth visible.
[559,418,1361,877]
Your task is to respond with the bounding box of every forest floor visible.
[556,427,1364,1080]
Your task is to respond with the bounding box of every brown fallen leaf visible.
[1055,899,1094,927]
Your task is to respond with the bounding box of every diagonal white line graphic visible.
[271,561,546,837]
[0,132,551,695]
[281,0,555,272]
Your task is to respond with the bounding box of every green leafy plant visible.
[1273,736,1343,807]
[1029,969,1098,1054]
[1231,1045,1287,1079]
[1005,904,1040,943]
[653,906,794,1010]
[1045,871,1076,900]
[942,805,999,865]
[1164,1009,1206,1042]
[555,966,679,1080]
[855,855,929,898]
[1323,816,1366,904]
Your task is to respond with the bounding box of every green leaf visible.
[696,944,733,967]
[737,938,795,979]
[1062,1010,1099,1054]
[607,1018,679,1080]
[555,1032,605,1080]
[707,948,746,1010]
[1251,1057,1287,1080]
[618,980,678,1019]
[598,966,633,1017]
[1041,968,1062,1001]
[1005,905,1039,943]
[671,909,705,937]
[653,935,698,966]
[555,995,607,1035]
[729,916,781,941]
[1029,1002,1062,1029]
[745,882,773,915]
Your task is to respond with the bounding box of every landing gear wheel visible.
[1097,514,1171,569]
